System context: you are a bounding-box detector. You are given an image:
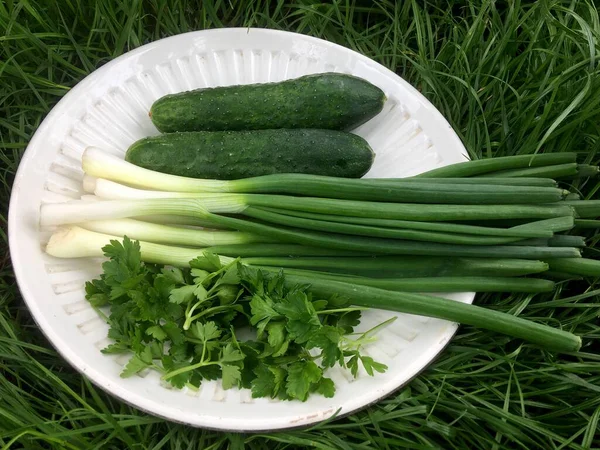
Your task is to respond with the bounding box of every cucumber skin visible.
[125,129,375,179]
[149,73,386,133]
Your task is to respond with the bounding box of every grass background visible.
[1,0,600,448]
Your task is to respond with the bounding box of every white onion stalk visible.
[40,197,245,227]
[78,218,271,246]
[86,176,199,200]
[46,226,235,267]
[83,147,230,192]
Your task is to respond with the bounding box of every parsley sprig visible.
[85,237,388,401]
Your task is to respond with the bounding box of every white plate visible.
[8,28,472,431]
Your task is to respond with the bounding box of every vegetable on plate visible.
[149,72,386,132]
[125,129,375,179]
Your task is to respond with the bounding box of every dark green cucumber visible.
[149,73,386,132]
[125,129,375,179]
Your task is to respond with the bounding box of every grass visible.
[1,0,600,448]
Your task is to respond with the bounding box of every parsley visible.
[86,238,388,401]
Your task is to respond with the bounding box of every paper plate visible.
[8,28,472,431]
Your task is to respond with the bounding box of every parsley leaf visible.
[121,346,153,378]
[217,264,240,286]
[286,361,322,401]
[275,290,321,344]
[313,377,335,398]
[347,353,360,378]
[249,294,280,335]
[221,343,244,363]
[146,325,167,341]
[190,251,221,272]
[266,321,286,350]
[307,326,343,368]
[161,267,185,284]
[190,321,221,342]
[168,284,196,304]
[251,363,275,398]
[221,364,242,390]
[360,356,388,376]
[336,310,362,334]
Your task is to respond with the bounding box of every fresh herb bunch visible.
[85,236,388,401]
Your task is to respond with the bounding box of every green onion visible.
[565,200,600,218]
[46,227,580,352]
[77,219,274,246]
[41,196,574,225]
[547,235,586,247]
[545,258,600,277]
[231,177,567,204]
[134,214,228,229]
[255,209,574,238]
[542,271,582,281]
[207,244,365,257]
[405,177,558,187]
[257,269,556,293]
[575,164,600,178]
[84,157,568,205]
[240,195,574,221]
[279,273,581,353]
[46,227,366,261]
[90,175,569,237]
[415,153,577,178]
[201,212,581,259]
[84,149,566,205]
[512,235,586,248]
[40,199,580,258]
[574,219,600,229]
[480,163,579,179]
[242,206,527,245]
[244,256,550,277]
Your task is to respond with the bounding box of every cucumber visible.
[149,73,386,133]
[125,129,375,179]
